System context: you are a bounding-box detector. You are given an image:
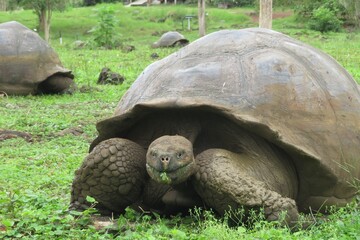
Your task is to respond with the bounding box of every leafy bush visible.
[89,6,121,49]
[293,0,346,20]
[309,6,343,32]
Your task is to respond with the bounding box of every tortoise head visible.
[146,135,196,185]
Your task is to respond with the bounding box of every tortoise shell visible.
[0,21,74,95]
[152,31,189,48]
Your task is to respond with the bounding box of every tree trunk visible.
[44,0,52,42]
[41,0,52,42]
[340,0,360,29]
[0,0,7,11]
[259,0,272,29]
[38,8,46,32]
[355,0,360,28]
[198,0,206,37]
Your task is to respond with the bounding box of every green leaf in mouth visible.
[160,172,171,184]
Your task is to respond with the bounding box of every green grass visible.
[1,3,360,239]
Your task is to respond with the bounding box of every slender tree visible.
[340,0,360,28]
[0,0,7,11]
[8,0,67,42]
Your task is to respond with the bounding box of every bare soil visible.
[248,11,293,23]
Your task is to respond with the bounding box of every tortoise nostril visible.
[161,156,170,162]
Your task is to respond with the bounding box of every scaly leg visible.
[70,138,147,213]
[193,149,299,226]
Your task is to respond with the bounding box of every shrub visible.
[294,0,346,20]
[89,6,121,49]
[309,6,343,32]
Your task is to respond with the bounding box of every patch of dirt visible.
[0,91,8,98]
[0,129,33,142]
[56,127,85,137]
[91,216,117,231]
[78,85,102,93]
[248,11,293,23]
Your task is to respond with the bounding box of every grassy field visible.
[1,3,360,239]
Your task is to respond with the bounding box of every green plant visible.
[309,6,343,32]
[89,5,121,49]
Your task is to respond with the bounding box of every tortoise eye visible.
[151,151,157,157]
[177,151,184,159]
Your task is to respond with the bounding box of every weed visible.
[89,5,121,49]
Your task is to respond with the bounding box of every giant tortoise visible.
[151,31,189,48]
[71,28,360,225]
[0,21,75,95]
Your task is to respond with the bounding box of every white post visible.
[259,0,272,29]
[198,0,206,37]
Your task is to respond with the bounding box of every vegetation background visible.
[0,0,360,239]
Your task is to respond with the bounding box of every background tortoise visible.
[71,28,360,225]
[0,21,75,95]
[151,31,189,48]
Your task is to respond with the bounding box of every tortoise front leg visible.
[193,149,299,226]
[70,138,147,213]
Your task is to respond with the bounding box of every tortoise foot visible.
[70,138,146,213]
[263,192,299,226]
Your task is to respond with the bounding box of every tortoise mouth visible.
[146,161,196,185]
